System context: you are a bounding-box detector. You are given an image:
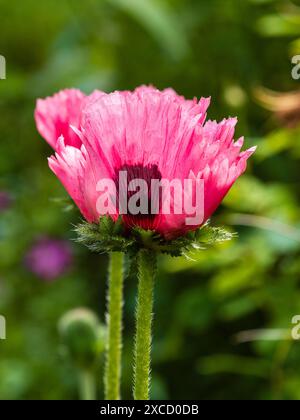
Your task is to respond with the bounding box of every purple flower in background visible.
[25,237,73,281]
[0,191,12,212]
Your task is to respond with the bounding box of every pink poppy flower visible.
[35,86,255,239]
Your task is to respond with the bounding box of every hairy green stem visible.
[134,250,157,400]
[79,369,96,401]
[105,252,124,400]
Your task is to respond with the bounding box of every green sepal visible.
[74,216,134,254]
[74,216,236,257]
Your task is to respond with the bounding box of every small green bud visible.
[58,308,107,370]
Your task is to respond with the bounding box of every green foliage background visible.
[1,0,300,400]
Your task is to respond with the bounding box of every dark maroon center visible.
[115,164,162,230]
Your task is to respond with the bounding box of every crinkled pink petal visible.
[35,89,86,150]
[81,87,210,177]
[48,136,96,222]
[35,89,106,151]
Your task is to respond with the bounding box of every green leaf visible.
[198,355,271,378]
[257,14,300,37]
[106,0,189,59]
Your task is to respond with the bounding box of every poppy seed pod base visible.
[74,216,235,257]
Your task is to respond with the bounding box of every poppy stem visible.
[134,250,157,400]
[105,252,124,400]
[79,369,96,400]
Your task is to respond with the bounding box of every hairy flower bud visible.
[58,308,107,369]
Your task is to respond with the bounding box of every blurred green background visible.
[1,0,300,400]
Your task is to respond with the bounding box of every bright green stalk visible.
[134,250,157,400]
[104,252,124,400]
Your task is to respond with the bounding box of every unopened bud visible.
[58,308,107,369]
